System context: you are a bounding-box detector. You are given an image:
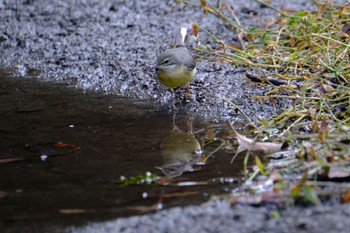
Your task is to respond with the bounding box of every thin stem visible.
[253,0,290,17]
[222,96,258,129]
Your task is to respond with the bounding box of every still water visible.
[0,68,244,231]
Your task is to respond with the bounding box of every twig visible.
[253,0,289,17]
[222,96,258,129]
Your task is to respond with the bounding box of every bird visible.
[156,128,202,178]
[155,27,196,110]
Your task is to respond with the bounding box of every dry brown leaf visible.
[236,132,282,154]
[341,191,350,203]
[231,192,287,206]
[53,141,80,151]
[230,128,283,163]
[192,23,199,38]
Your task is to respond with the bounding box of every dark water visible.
[0,68,244,231]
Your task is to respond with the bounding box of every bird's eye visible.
[162,59,170,65]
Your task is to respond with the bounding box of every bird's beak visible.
[149,65,158,72]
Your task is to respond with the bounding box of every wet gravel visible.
[0,0,309,122]
[1,0,349,232]
[68,200,350,233]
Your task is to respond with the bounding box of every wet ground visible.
[0,69,245,232]
[2,68,350,233]
[1,0,350,232]
[0,0,297,123]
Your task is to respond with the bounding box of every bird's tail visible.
[174,27,187,47]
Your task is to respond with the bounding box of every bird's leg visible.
[170,88,178,128]
[172,110,177,131]
[186,116,194,134]
[170,88,176,112]
[184,83,191,100]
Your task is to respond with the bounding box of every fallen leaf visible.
[228,121,283,163]
[341,192,350,203]
[236,133,282,154]
[327,167,350,179]
[53,141,80,151]
[192,23,199,38]
[231,192,288,206]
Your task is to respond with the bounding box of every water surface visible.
[0,68,244,231]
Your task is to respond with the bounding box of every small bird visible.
[157,128,202,178]
[155,27,196,110]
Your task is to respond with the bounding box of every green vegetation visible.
[118,171,159,187]
[119,1,350,205]
[180,0,350,204]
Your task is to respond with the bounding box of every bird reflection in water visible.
[157,126,203,178]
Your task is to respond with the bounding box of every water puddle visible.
[0,68,245,231]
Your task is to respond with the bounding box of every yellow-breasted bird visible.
[155,27,196,110]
